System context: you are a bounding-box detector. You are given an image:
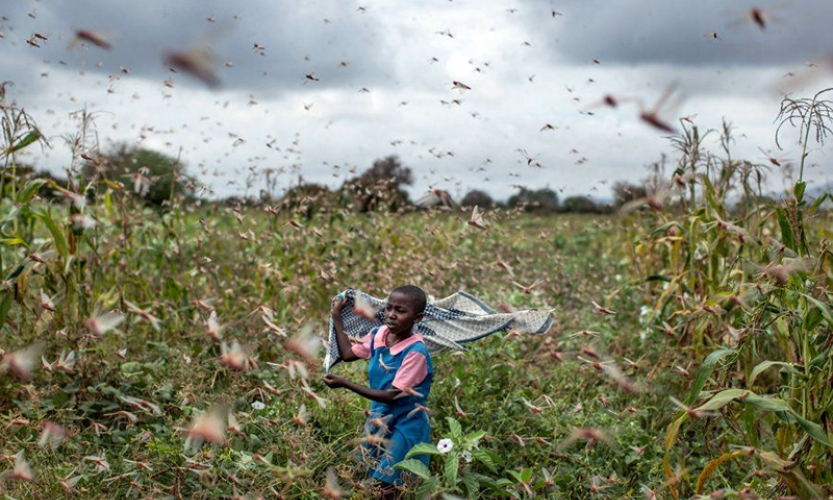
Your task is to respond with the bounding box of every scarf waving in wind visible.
[324,289,553,372]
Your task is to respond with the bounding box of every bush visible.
[460,189,494,208]
[506,187,558,212]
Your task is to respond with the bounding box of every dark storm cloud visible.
[519,0,833,67]
[0,1,393,95]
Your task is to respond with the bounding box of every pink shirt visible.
[352,326,429,390]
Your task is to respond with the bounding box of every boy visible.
[323,285,433,499]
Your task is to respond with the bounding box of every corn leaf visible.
[0,237,29,249]
[694,389,747,411]
[17,178,46,204]
[3,129,41,156]
[798,292,833,326]
[696,390,832,448]
[789,413,833,448]
[686,348,734,406]
[808,192,828,214]
[759,451,825,499]
[749,361,799,388]
[33,208,68,258]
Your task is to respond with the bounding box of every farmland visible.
[1,99,832,499]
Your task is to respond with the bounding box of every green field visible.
[1,104,832,499]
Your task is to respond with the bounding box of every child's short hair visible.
[391,285,427,314]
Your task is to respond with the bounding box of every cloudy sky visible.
[2,0,832,202]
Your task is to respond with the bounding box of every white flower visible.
[461,450,472,463]
[436,438,454,454]
[251,401,266,411]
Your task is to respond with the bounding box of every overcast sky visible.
[2,0,832,202]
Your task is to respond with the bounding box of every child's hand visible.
[330,297,348,319]
[323,373,346,389]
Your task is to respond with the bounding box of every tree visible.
[84,144,196,207]
[460,189,494,208]
[561,195,604,214]
[278,180,333,220]
[341,155,413,212]
[506,187,559,212]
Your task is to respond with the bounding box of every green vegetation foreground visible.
[1,95,832,499]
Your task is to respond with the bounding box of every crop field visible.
[1,96,832,499]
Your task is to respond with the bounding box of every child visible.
[323,285,433,499]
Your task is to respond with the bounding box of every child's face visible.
[384,292,424,336]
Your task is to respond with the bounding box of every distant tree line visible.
[6,145,660,216]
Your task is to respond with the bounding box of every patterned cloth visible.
[324,289,553,372]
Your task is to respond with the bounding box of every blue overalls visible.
[362,329,433,486]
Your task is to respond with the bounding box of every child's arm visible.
[323,374,402,405]
[331,298,359,362]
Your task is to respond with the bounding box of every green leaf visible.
[17,178,46,204]
[694,390,832,448]
[461,474,480,498]
[462,430,486,448]
[790,414,833,448]
[775,207,796,251]
[0,237,29,248]
[749,361,799,387]
[686,348,734,406]
[0,293,12,329]
[415,477,438,499]
[741,405,759,448]
[794,181,806,203]
[471,449,499,473]
[405,443,443,459]
[695,389,749,411]
[808,192,828,214]
[740,393,792,413]
[760,452,825,499]
[702,175,722,214]
[695,389,792,413]
[798,292,833,327]
[507,470,524,482]
[4,261,28,281]
[4,129,42,156]
[446,417,462,439]
[395,459,431,480]
[469,472,499,488]
[33,208,68,258]
[444,453,459,486]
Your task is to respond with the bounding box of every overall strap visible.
[368,326,380,351]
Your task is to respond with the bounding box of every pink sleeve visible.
[392,352,428,390]
[351,330,374,360]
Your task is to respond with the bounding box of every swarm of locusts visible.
[1,5,832,500]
